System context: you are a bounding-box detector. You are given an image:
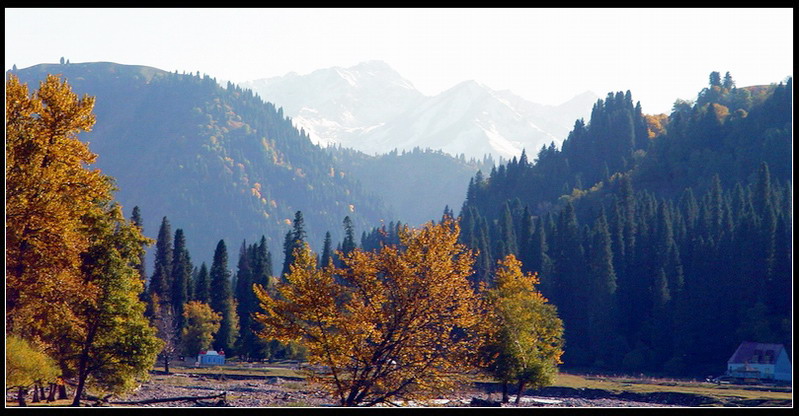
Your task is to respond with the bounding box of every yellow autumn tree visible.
[6,74,109,338]
[253,218,484,406]
[6,74,161,406]
[181,301,222,356]
[6,335,60,406]
[477,254,564,405]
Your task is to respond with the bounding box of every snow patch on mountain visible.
[242,61,597,160]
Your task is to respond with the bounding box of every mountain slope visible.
[327,146,494,226]
[9,62,393,265]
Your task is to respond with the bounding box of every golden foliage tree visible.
[478,254,564,404]
[181,301,222,356]
[6,335,60,406]
[6,74,109,337]
[253,218,484,406]
[644,113,669,139]
[6,74,161,406]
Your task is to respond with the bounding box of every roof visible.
[728,341,786,364]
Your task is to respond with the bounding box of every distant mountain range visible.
[9,62,508,266]
[242,61,598,160]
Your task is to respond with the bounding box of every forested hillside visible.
[9,62,393,264]
[327,146,494,226]
[457,73,792,377]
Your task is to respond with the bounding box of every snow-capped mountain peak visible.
[241,61,595,160]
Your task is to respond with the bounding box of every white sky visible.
[5,8,793,115]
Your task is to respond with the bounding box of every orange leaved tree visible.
[253,218,484,406]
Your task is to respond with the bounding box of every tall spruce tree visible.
[249,236,274,360]
[234,241,256,359]
[320,231,334,268]
[193,262,210,304]
[528,217,554,298]
[281,211,307,277]
[149,217,173,311]
[551,200,589,365]
[252,236,273,287]
[130,206,147,287]
[341,216,357,257]
[587,209,618,367]
[210,240,238,353]
[170,228,192,329]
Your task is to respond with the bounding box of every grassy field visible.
[551,372,792,403]
[152,360,306,379]
[156,361,791,403]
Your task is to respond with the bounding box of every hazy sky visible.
[5,8,793,114]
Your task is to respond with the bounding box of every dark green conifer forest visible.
[455,74,792,376]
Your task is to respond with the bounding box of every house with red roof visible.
[726,341,791,382]
[197,349,226,366]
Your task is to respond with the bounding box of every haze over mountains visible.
[9,62,393,265]
[242,61,598,160]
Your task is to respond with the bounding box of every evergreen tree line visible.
[141,211,294,362]
[456,73,792,377]
[459,166,790,376]
[140,208,390,363]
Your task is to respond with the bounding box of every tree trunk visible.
[47,383,57,402]
[515,380,526,406]
[72,320,99,406]
[501,380,509,403]
[32,384,40,402]
[72,374,87,406]
[164,354,170,374]
[17,387,27,406]
[58,384,68,400]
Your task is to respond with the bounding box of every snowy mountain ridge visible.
[242,61,597,160]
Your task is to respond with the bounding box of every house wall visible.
[198,355,225,365]
[774,350,791,382]
[727,363,775,379]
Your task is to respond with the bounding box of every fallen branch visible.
[110,392,227,405]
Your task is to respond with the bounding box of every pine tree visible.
[341,216,357,257]
[528,217,554,299]
[249,236,274,360]
[517,206,534,273]
[130,206,147,286]
[320,231,334,268]
[170,229,192,330]
[587,209,618,367]
[753,162,777,290]
[234,241,255,358]
[281,231,295,278]
[149,217,173,307]
[252,236,273,287]
[499,202,518,258]
[193,263,210,304]
[209,240,238,353]
[281,211,307,277]
[551,200,588,365]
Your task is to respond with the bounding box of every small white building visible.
[197,349,226,366]
[727,341,791,382]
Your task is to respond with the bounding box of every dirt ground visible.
[81,372,679,407]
